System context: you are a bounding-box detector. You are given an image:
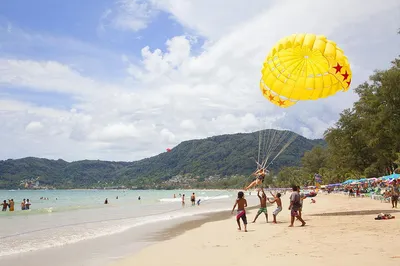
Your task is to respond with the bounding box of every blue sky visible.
[0,0,203,110]
[0,0,399,161]
[0,0,197,79]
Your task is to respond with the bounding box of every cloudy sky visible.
[0,0,399,162]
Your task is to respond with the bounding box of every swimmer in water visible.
[191,193,196,206]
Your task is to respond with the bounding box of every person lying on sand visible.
[244,168,266,191]
[268,191,282,224]
[252,188,268,223]
[231,191,248,232]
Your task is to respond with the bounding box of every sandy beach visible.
[113,192,400,266]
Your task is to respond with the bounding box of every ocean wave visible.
[0,207,229,258]
[158,195,230,202]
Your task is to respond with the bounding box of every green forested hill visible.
[0,129,325,189]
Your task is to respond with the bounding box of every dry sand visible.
[113,193,400,266]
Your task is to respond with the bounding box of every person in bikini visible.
[244,168,267,191]
[268,191,282,224]
[231,191,248,232]
[252,187,268,223]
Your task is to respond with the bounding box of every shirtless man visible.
[252,188,268,223]
[1,200,8,211]
[268,191,282,223]
[231,191,248,232]
[191,193,196,206]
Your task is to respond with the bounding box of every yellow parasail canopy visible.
[260,33,352,108]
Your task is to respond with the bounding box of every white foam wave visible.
[0,207,229,258]
[159,195,230,202]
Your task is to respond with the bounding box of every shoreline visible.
[145,205,261,243]
[113,193,400,266]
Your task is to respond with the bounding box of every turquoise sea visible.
[0,189,259,266]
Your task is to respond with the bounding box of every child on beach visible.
[268,191,282,223]
[231,191,248,232]
[252,188,268,223]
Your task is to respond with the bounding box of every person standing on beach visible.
[182,194,185,206]
[191,193,196,206]
[390,180,399,208]
[252,188,268,223]
[268,191,282,224]
[288,186,306,227]
[231,191,248,232]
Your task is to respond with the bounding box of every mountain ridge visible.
[0,129,326,189]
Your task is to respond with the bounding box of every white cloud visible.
[25,121,44,133]
[1,0,399,161]
[150,0,276,40]
[100,0,156,32]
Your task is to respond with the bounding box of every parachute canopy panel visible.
[260,33,352,108]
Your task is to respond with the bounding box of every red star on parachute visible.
[333,63,342,74]
[262,88,268,95]
[346,79,351,87]
[341,71,349,81]
[268,95,274,101]
[278,99,285,106]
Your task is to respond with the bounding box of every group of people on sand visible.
[1,198,31,212]
[231,186,307,232]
